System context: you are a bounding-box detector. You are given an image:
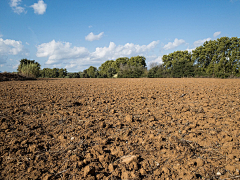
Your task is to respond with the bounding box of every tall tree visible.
[162,51,193,77]
[192,37,240,77]
[112,57,129,72]
[17,59,41,78]
[58,68,67,78]
[98,60,115,77]
[17,59,41,72]
[128,56,146,67]
[148,64,167,78]
[86,66,98,78]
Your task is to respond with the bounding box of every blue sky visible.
[0,0,240,72]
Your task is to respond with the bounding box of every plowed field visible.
[1,78,240,179]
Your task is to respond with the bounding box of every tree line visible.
[149,37,240,78]
[17,37,240,78]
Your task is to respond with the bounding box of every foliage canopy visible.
[17,59,41,78]
[17,37,240,79]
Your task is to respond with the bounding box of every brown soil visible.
[0,73,36,82]
[1,78,240,179]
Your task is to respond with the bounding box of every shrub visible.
[18,63,40,78]
[17,59,41,78]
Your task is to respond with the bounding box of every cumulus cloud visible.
[213,31,221,38]
[146,55,163,68]
[36,40,89,64]
[0,38,25,55]
[10,0,26,14]
[92,41,159,59]
[152,56,163,64]
[36,40,159,69]
[30,0,47,15]
[85,32,104,41]
[0,38,27,64]
[163,38,186,50]
[193,38,211,47]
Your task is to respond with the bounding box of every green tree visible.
[58,68,67,78]
[98,60,115,77]
[51,68,59,78]
[86,66,98,78]
[17,59,41,78]
[40,68,67,78]
[148,64,167,78]
[162,51,193,77]
[171,59,194,78]
[81,70,89,78]
[192,37,240,77]
[127,56,146,67]
[192,40,218,76]
[72,72,80,78]
[118,64,146,78]
[46,68,53,78]
[40,68,53,78]
[17,59,41,72]
[107,67,117,78]
[112,57,129,72]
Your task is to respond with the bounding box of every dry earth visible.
[1,78,240,180]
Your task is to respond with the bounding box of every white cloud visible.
[10,0,26,14]
[213,31,221,38]
[36,40,159,70]
[146,55,163,68]
[153,56,163,64]
[26,42,29,45]
[193,38,211,47]
[0,38,27,64]
[30,0,47,15]
[36,40,89,64]
[0,38,25,55]
[91,41,159,59]
[85,32,104,41]
[163,38,186,50]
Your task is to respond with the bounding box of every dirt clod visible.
[125,114,133,122]
[121,155,138,164]
[1,78,240,179]
[84,165,95,177]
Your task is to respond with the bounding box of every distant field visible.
[1,78,240,179]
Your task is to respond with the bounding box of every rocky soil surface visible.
[1,78,240,179]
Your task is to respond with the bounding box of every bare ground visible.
[1,78,240,179]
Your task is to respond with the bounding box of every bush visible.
[40,68,67,78]
[118,64,146,78]
[17,59,41,78]
[18,63,40,78]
